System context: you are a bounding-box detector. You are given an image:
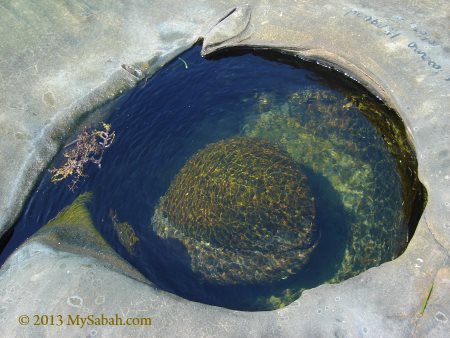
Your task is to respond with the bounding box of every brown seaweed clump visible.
[152,137,318,284]
[110,209,139,255]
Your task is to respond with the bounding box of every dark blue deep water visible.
[0,45,421,311]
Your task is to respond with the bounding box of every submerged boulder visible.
[152,137,317,284]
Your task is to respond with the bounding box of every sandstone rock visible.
[0,0,449,336]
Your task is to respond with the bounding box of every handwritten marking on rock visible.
[411,24,439,46]
[344,9,448,81]
[344,10,401,39]
[407,42,441,70]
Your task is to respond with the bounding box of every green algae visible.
[40,192,110,250]
[265,288,301,309]
[244,88,413,308]
[33,192,149,284]
[343,92,426,242]
[45,192,94,228]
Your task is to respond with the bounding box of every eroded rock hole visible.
[0,45,426,311]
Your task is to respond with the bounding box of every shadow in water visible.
[293,166,350,286]
[0,227,14,258]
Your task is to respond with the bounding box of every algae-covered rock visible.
[33,192,148,283]
[153,137,317,284]
[245,88,406,283]
[41,192,110,250]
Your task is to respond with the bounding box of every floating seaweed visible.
[49,123,115,191]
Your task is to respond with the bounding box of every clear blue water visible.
[0,45,422,311]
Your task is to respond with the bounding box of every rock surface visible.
[0,0,449,337]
